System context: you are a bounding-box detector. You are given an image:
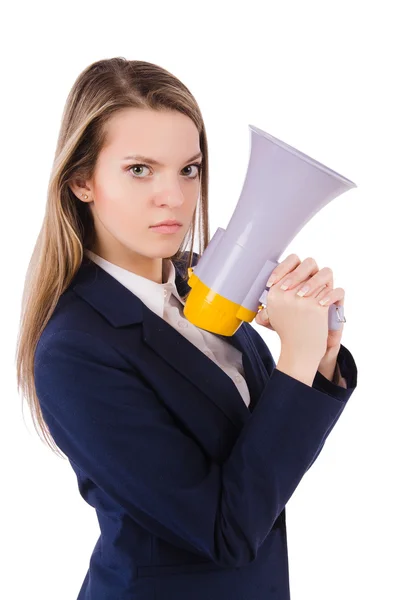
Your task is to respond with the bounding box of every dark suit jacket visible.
[34,251,358,600]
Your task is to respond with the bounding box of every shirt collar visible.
[84,249,187,319]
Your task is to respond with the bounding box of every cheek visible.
[93,184,146,234]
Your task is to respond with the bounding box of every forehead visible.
[102,107,200,158]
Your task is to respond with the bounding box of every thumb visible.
[255,306,272,329]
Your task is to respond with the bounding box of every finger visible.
[315,287,345,307]
[275,257,322,291]
[292,267,334,297]
[255,305,268,323]
[313,283,331,299]
[266,254,301,287]
[255,306,275,331]
[255,306,269,325]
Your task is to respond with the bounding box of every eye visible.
[128,164,150,178]
[181,163,202,179]
[127,163,202,179]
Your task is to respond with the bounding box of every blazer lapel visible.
[71,255,268,428]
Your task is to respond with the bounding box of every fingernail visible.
[280,279,292,290]
[319,296,331,305]
[296,285,310,297]
[266,275,277,287]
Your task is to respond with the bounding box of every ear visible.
[69,178,91,202]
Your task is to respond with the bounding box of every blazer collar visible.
[71,255,268,424]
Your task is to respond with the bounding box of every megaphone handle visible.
[258,260,346,331]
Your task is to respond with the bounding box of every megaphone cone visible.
[183,125,356,336]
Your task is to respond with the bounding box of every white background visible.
[2,1,396,598]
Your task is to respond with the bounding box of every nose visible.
[157,187,185,208]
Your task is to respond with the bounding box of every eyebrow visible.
[122,151,203,166]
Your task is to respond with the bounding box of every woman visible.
[16,57,357,599]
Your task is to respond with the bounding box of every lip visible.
[150,224,182,234]
[151,219,182,227]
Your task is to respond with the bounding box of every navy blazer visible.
[34,251,358,600]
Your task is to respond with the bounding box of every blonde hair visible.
[15,57,210,458]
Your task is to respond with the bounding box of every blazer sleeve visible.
[34,329,357,569]
[245,323,358,472]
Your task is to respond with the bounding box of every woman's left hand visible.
[256,254,345,354]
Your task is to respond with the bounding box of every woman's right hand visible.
[255,255,332,363]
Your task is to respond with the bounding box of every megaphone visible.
[183,124,357,337]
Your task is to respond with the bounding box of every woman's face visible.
[72,107,202,282]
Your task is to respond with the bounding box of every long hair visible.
[15,58,210,458]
